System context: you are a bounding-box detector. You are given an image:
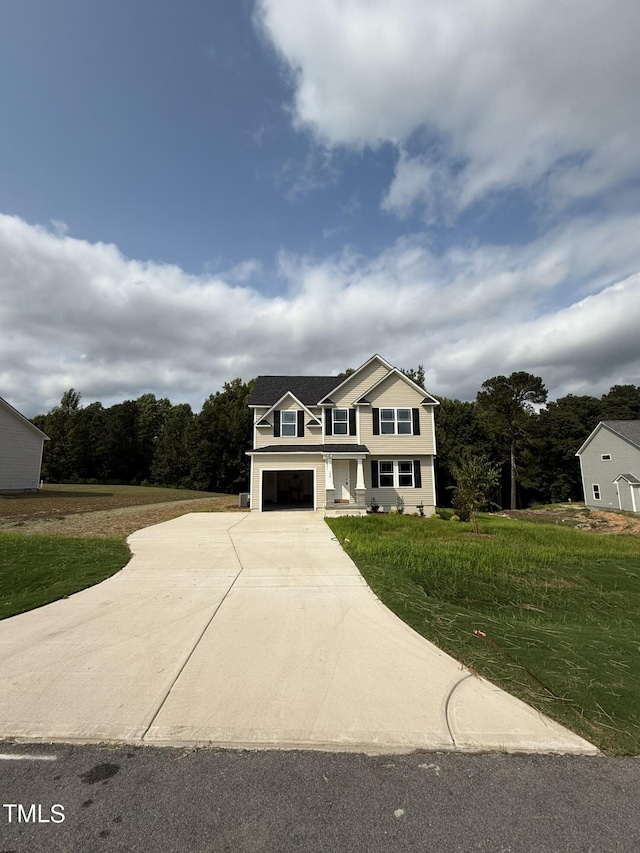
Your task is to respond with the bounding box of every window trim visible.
[281,409,298,437]
[379,460,394,487]
[376,460,415,488]
[397,460,415,487]
[379,407,413,435]
[332,408,348,435]
[592,484,601,501]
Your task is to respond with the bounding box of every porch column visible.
[325,455,334,490]
[355,456,366,508]
[324,454,335,508]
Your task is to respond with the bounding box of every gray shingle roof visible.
[251,444,370,454]
[602,420,640,450]
[249,376,340,407]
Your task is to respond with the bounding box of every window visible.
[601,454,611,461]
[375,460,416,488]
[398,461,414,487]
[281,410,297,437]
[593,484,601,501]
[380,408,412,435]
[333,409,348,435]
[379,461,394,487]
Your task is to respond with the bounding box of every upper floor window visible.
[601,454,611,461]
[380,408,412,435]
[325,407,355,436]
[332,409,348,435]
[281,410,297,437]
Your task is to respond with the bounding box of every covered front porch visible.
[323,450,368,516]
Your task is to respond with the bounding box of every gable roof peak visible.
[355,367,440,405]
[576,419,640,455]
[317,353,395,403]
[0,395,50,440]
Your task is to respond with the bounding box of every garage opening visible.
[262,470,314,510]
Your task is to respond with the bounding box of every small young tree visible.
[450,454,501,534]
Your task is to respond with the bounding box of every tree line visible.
[31,371,640,507]
[31,380,254,495]
[434,374,640,509]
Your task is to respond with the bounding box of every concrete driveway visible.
[0,512,597,753]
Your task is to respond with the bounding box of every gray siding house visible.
[0,396,49,493]
[576,421,640,513]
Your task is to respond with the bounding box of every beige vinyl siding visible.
[0,404,45,492]
[251,453,325,509]
[254,400,324,448]
[368,377,425,408]
[361,413,436,455]
[323,407,359,445]
[356,373,436,454]
[367,455,435,516]
[330,360,390,407]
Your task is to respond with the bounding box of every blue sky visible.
[1,0,640,415]
[0,0,406,280]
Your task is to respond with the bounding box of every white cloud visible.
[1,212,639,416]
[381,150,452,222]
[256,0,640,214]
[222,259,264,283]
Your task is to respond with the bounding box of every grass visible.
[0,484,242,617]
[326,512,640,755]
[0,532,130,620]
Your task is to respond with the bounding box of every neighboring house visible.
[247,354,439,515]
[0,396,49,493]
[576,420,640,513]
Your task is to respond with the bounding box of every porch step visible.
[324,507,367,517]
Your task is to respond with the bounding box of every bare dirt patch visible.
[499,505,640,537]
[0,484,227,520]
[0,486,246,538]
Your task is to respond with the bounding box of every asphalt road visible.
[1,743,638,853]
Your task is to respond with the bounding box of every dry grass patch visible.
[0,484,246,538]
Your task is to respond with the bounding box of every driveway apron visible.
[0,512,597,753]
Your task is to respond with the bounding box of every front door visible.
[333,460,351,502]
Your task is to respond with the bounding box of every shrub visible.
[449,454,500,534]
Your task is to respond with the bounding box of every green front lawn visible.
[0,533,130,620]
[327,513,640,755]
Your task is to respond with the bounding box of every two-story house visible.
[247,354,439,515]
[576,420,640,513]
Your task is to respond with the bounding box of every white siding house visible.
[0,396,49,493]
[576,421,640,513]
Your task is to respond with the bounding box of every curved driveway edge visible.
[0,512,598,754]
